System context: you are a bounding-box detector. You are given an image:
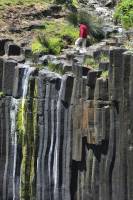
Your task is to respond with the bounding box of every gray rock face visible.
[2,59,17,95]
[5,42,21,56]
[0,38,133,200]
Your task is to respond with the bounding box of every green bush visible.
[32,35,62,55]
[32,20,78,55]
[114,0,133,29]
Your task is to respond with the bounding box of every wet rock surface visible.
[0,37,133,200]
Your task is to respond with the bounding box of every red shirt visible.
[79,24,88,38]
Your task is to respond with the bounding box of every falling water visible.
[9,65,35,200]
[48,99,55,200]
[18,65,35,199]
[22,66,35,99]
[10,98,20,200]
[53,78,63,197]
[21,66,35,132]
[4,65,32,200]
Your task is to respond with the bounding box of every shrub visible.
[32,35,62,55]
[48,37,63,54]
[32,20,78,55]
[114,0,133,29]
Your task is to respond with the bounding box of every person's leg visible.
[80,38,87,53]
[75,37,83,50]
[82,38,87,49]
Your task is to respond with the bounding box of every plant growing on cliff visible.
[101,70,109,79]
[48,62,64,74]
[99,53,109,62]
[114,0,133,29]
[32,20,78,55]
[16,79,38,199]
[0,92,5,97]
[84,57,98,69]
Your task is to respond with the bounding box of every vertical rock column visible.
[108,47,126,200]
[1,97,13,200]
[0,98,7,197]
[37,70,74,200]
[123,52,133,200]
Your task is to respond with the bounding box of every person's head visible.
[79,21,88,26]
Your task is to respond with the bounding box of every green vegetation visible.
[101,70,109,79]
[32,19,78,55]
[99,53,109,62]
[16,78,38,199]
[54,0,78,8]
[0,0,48,7]
[114,0,133,29]
[0,92,5,97]
[32,9,104,55]
[48,62,64,74]
[32,35,63,55]
[71,0,78,8]
[124,40,133,51]
[84,54,109,69]
[84,57,98,69]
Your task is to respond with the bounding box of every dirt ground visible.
[0,3,64,46]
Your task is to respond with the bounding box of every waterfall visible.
[22,66,35,99]
[9,65,35,200]
[10,98,20,200]
[19,65,36,199]
[21,66,35,131]
[53,78,63,196]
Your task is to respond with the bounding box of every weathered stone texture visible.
[2,59,17,95]
[5,42,21,56]
[0,44,133,200]
[0,39,12,56]
[0,58,4,90]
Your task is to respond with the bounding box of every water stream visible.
[10,65,35,200]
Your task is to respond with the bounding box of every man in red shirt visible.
[75,23,89,53]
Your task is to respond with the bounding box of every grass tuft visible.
[101,70,109,79]
[48,62,64,74]
[32,20,78,55]
[84,57,98,69]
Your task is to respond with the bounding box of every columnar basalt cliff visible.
[0,38,133,200]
